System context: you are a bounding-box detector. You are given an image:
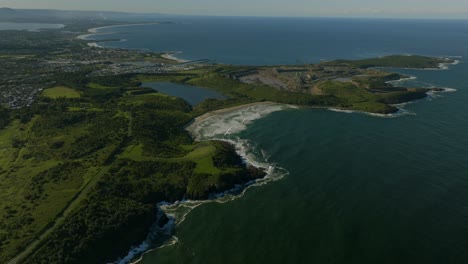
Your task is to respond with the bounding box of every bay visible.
[90,17,468,264]
[144,82,225,106]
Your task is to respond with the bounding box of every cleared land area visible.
[42,86,81,99]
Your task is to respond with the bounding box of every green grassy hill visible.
[0,74,264,264]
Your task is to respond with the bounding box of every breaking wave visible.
[117,103,292,264]
[77,23,159,48]
[327,85,456,118]
[187,103,294,140]
[116,79,458,263]
[327,107,416,118]
[174,103,294,223]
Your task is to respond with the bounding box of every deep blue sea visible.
[90,17,468,65]
[87,17,468,264]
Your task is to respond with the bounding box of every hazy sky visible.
[1,0,468,18]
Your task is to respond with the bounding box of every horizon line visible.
[2,7,468,21]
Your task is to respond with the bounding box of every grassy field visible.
[0,119,95,261]
[1,73,266,263]
[42,86,81,99]
[177,143,221,174]
[0,90,131,262]
[131,57,439,114]
[120,141,222,174]
[0,49,446,263]
[86,83,115,89]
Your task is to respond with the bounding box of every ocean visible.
[85,17,468,264]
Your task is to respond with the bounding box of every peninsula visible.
[0,19,455,264]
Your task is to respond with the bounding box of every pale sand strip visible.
[160,53,188,63]
[77,22,162,40]
[77,23,184,62]
[190,102,279,124]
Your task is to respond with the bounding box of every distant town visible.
[0,27,200,108]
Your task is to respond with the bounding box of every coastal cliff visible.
[20,91,266,263]
[0,21,458,264]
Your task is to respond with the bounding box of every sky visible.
[1,0,468,18]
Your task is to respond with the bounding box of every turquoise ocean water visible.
[87,17,468,264]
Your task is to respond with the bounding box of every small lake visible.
[0,22,64,31]
[144,82,225,106]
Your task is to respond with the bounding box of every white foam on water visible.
[327,86,456,119]
[327,107,414,118]
[166,103,296,226]
[117,103,291,264]
[116,76,457,263]
[117,242,150,264]
[127,236,179,264]
[427,87,458,98]
[418,58,461,71]
[116,206,177,264]
[386,76,417,86]
[334,86,457,119]
[376,57,462,71]
[327,108,355,114]
[116,74,459,262]
[438,59,461,70]
[440,88,457,93]
[77,23,159,48]
[187,103,295,140]
[125,137,289,263]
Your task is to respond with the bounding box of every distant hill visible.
[0,8,171,22]
[0,7,16,14]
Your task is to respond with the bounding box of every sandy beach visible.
[77,23,186,63]
[160,52,188,63]
[76,22,161,41]
[190,102,279,125]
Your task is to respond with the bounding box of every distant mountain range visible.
[0,7,171,22]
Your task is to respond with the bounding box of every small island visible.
[0,20,456,264]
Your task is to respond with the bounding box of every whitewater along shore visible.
[117,102,292,264]
[77,22,162,48]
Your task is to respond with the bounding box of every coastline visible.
[77,22,161,49]
[77,22,161,40]
[4,17,468,264]
[160,52,188,63]
[120,94,447,263]
[123,83,461,264]
[72,23,461,261]
[376,57,461,71]
[438,59,461,70]
[117,102,291,264]
[190,102,280,124]
[188,93,450,124]
[77,23,186,63]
